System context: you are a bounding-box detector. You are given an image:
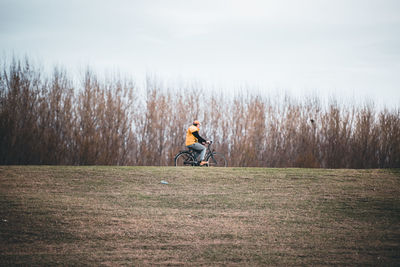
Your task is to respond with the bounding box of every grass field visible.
[0,166,399,266]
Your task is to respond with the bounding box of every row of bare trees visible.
[1,59,399,168]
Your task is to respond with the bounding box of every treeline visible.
[1,58,399,168]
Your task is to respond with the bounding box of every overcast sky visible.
[1,0,399,107]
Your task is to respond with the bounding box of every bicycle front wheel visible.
[206,152,227,167]
[174,151,196,166]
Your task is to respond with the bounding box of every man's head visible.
[193,120,200,127]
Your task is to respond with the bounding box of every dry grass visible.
[1,166,399,265]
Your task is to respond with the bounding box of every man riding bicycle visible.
[186,120,210,166]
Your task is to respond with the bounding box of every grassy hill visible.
[1,166,399,265]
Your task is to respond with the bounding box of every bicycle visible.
[174,141,227,167]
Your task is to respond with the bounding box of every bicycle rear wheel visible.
[174,151,196,166]
[206,152,227,167]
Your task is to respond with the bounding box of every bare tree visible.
[1,57,399,168]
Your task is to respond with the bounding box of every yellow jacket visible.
[186,125,200,146]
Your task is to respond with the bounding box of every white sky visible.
[1,0,400,107]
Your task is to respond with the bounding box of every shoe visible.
[200,161,208,166]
